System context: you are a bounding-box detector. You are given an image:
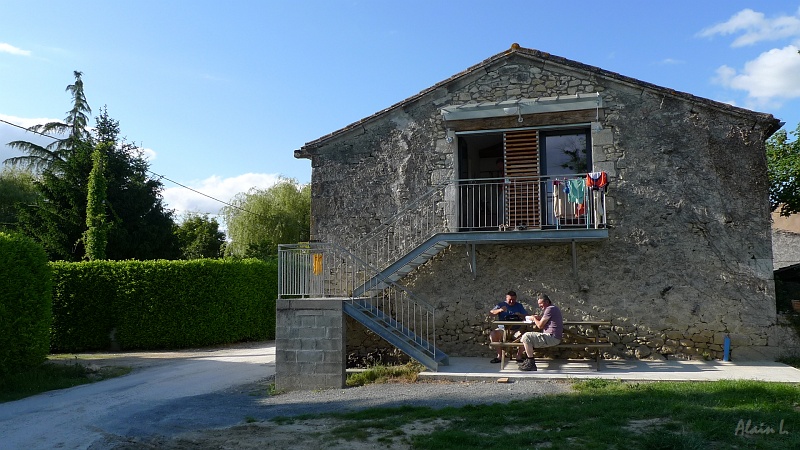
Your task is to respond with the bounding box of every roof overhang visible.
[441,93,603,122]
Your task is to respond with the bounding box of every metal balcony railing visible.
[345,174,607,273]
[456,174,608,231]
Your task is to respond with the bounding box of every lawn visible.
[274,379,800,449]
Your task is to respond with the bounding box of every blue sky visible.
[2,1,800,221]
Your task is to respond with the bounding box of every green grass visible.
[273,380,800,449]
[346,362,424,387]
[0,361,131,403]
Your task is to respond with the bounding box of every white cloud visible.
[0,42,31,56]
[0,114,63,164]
[713,45,800,105]
[133,145,157,161]
[698,8,800,47]
[0,114,60,129]
[657,58,685,65]
[162,172,282,219]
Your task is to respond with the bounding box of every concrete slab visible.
[418,357,800,383]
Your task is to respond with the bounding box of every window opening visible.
[541,129,591,226]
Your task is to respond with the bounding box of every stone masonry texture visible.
[298,47,800,363]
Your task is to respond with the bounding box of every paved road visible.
[0,343,275,449]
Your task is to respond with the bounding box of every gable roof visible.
[296,44,781,158]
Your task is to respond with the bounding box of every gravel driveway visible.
[0,342,571,449]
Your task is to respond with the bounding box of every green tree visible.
[15,140,93,260]
[83,144,109,260]
[92,109,179,260]
[222,178,311,259]
[767,122,800,216]
[0,167,38,232]
[5,71,91,171]
[7,75,179,260]
[175,213,226,259]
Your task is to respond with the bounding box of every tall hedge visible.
[0,232,52,375]
[51,258,276,352]
[49,261,121,352]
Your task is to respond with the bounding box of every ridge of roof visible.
[296,44,780,156]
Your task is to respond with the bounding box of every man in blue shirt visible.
[488,290,528,363]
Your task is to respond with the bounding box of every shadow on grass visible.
[278,380,800,450]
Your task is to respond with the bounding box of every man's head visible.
[505,290,517,304]
[537,294,552,309]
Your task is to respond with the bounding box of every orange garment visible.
[312,253,323,275]
[586,172,608,190]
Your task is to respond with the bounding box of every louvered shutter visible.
[503,130,541,228]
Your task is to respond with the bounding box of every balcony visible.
[457,174,607,232]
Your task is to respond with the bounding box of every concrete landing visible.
[418,357,800,383]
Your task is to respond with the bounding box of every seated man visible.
[488,290,528,363]
[518,294,563,371]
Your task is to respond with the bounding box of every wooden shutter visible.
[503,130,541,228]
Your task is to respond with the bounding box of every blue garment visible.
[494,301,528,320]
[566,178,585,204]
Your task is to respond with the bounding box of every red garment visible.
[586,172,608,190]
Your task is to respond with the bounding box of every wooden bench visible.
[491,320,612,371]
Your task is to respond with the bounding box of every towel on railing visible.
[566,178,585,204]
[553,182,563,218]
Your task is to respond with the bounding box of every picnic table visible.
[490,319,612,370]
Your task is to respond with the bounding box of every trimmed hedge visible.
[49,261,122,351]
[0,232,52,375]
[51,258,276,352]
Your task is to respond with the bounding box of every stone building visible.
[285,44,800,371]
[773,211,800,271]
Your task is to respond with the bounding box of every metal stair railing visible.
[278,242,439,361]
[346,181,453,275]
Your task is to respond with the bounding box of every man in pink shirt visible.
[519,294,563,371]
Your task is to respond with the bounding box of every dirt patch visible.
[114,417,452,449]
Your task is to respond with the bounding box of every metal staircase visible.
[278,239,450,371]
[270,182,452,371]
[343,299,448,371]
[279,175,609,371]
[353,236,450,297]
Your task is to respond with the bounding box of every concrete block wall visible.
[275,298,346,391]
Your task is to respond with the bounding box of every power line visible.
[0,117,261,218]
[146,169,260,217]
[0,117,48,134]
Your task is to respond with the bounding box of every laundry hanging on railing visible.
[553,179,564,218]
[566,178,586,216]
[312,253,323,275]
[585,171,608,228]
[586,171,608,191]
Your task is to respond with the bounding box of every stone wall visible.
[773,230,800,270]
[305,53,800,361]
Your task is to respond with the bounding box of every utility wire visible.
[0,117,44,133]
[146,169,260,217]
[0,117,261,218]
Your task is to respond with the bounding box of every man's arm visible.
[528,308,552,329]
[490,305,506,315]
